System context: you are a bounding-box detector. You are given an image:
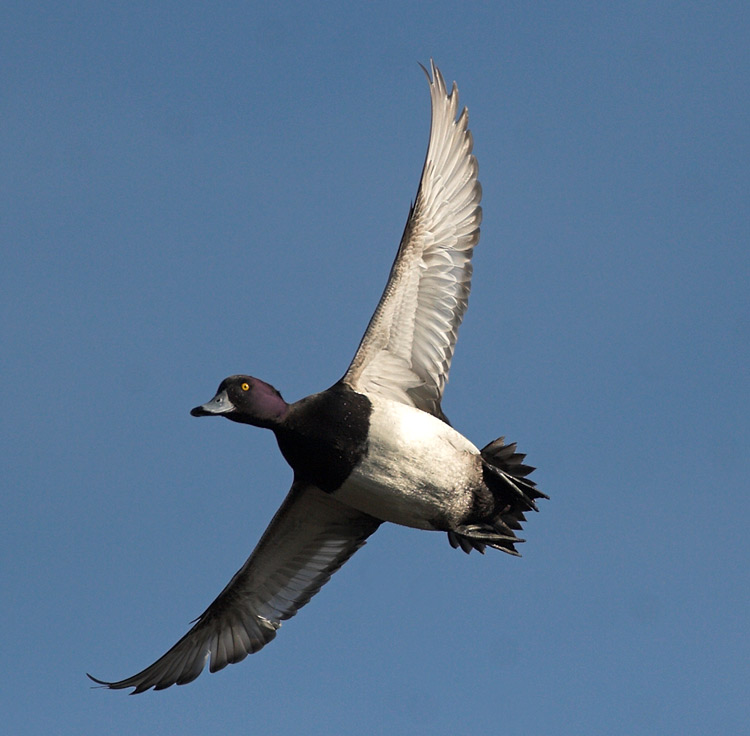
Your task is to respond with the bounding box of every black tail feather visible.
[481,436,548,507]
[448,525,523,556]
[447,436,546,555]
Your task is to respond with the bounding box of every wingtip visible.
[86,672,116,690]
[87,670,146,694]
[418,59,449,94]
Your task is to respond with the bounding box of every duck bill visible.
[190,390,235,417]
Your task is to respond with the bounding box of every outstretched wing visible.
[343,61,482,420]
[89,483,381,693]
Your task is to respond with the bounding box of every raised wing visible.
[89,483,381,693]
[343,61,482,420]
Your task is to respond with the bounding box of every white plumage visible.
[344,60,482,420]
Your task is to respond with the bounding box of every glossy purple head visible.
[191,375,289,428]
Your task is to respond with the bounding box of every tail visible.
[448,437,548,556]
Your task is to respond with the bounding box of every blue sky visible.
[2,2,748,734]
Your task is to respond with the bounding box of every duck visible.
[89,60,546,694]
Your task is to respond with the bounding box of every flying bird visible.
[90,61,546,693]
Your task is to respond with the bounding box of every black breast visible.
[273,382,371,492]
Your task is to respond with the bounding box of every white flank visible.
[336,397,481,529]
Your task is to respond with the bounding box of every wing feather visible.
[88,483,380,693]
[343,61,482,419]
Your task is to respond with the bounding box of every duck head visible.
[191,375,289,428]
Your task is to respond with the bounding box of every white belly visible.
[335,398,481,529]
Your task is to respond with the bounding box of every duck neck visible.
[249,378,290,429]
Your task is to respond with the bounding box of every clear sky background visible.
[2,2,748,735]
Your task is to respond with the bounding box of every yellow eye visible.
[241,382,250,391]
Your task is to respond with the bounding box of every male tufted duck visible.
[90,61,546,693]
